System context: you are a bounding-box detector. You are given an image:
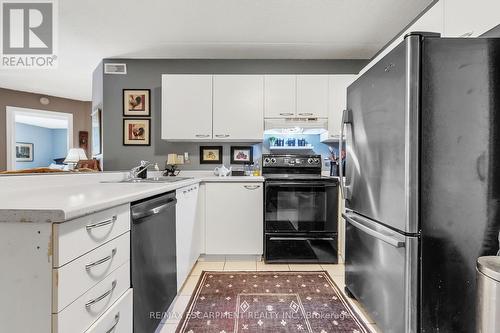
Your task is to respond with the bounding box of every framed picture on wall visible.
[91,108,102,156]
[123,118,151,146]
[200,146,223,164]
[230,146,253,164]
[123,89,151,116]
[16,142,34,162]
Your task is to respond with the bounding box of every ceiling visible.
[0,0,434,101]
[16,114,69,129]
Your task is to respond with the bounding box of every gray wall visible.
[100,59,368,171]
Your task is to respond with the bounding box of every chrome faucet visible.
[129,160,152,179]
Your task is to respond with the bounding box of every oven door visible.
[265,180,338,233]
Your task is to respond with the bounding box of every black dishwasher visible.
[131,192,177,333]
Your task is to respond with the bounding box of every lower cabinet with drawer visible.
[85,289,133,333]
[0,204,133,333]
[52,261,131,333]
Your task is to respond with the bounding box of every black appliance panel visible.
[265,180,338,233]
[265,233,338,263]
[131,192,177,333]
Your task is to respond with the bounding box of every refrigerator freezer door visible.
[345,35,420,233]
[344,211,418,333]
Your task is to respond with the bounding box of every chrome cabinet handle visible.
[105,313,120,333]
[339,109,352,200]
[279,112,294,116]
[298,112,313,116]
[86,216,117,231]
[215,134,230,138]
[244,185,260,190]
[85,248,117,271]
[195,134,210,138]
[85,280,117,309]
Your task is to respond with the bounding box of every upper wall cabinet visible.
[161,75,213,141]
[213,75,264,141]
[264,75,296,118]
[296,75,329,118]
[443,0,500,37]
[321,75,357,142]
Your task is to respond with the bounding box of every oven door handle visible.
[266,182,337,187]
[269,237,336,241]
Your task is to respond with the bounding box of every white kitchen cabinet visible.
[443,0,500,37]
[264,75,296,118]
[321,75,357,142]
[296,75,329,118]
[176,184,201,290]
[205,182,263,255]
[161,75,213,141]
[213,75,264,141]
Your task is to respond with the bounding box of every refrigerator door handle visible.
[339,109,352,200]
[343,212,405,248]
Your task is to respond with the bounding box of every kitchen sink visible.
[102,176,193,184]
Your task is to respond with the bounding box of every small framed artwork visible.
[16,142,34,162]
[230,146,253,164]
[123,89,150,116]
[123,118,151,146]
[200,146,223,164]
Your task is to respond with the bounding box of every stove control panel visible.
[262,154,321,168]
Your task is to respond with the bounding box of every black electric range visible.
[262,154,339,264]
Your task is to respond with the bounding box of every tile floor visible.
[159,256,381,333]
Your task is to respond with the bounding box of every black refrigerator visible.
[341,32,500,333]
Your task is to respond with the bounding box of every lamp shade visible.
[64,148,88,163]
[166,154,177,165]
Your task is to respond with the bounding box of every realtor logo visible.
[1,0,57,68]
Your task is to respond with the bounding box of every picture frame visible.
[200,146,223,164]
[123,89,151,117]
[123,118,151,146]
[230,146,253,164]
[16,142,34,162]
[91,108,102,156]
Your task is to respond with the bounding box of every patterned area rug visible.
[176,271,370,333]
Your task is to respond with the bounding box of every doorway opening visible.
[6,106,74,171]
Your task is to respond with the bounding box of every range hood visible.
[264,117,328,135]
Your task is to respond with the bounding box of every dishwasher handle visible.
[132,198,177,222]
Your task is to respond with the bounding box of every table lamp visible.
[64,148,88,170]
[164,153,183,176]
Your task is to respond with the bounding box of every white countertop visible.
[0,171,264,223]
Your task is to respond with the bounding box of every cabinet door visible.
[325,75,357,140]
[205,183,263,255]
[444,0,500,37]
[213,75,264,141]
[264,75,296,118]
[296,75,329,118]
[176,184,200,291]
[161,75,213,141]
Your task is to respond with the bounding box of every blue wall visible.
[15,123,68,169]
[51,129,69,159]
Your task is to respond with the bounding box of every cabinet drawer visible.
[53,232,130,312]
[52,261,130,333]
[53,204,130,267]
[84,289,132,333]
